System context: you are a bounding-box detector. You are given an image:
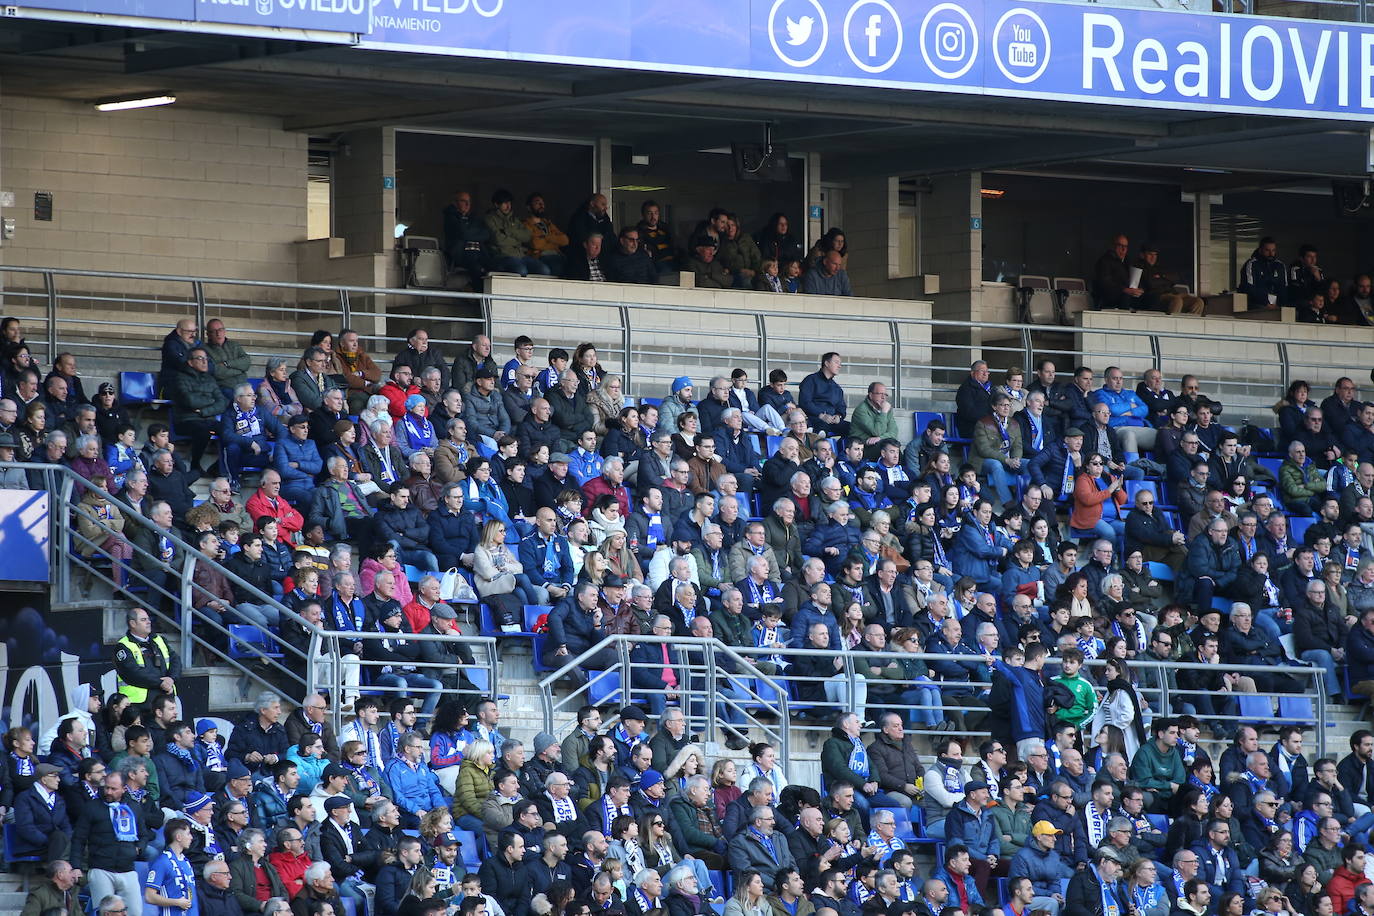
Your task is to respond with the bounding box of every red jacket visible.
[379,381,420,420]
[268,849,311,898]
[580,475,630,519]
[1069,472,1126,532]
[1327,865,1369,916]
[245,490,304,543]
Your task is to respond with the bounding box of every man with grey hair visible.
[198,858,237,913]
[96,895,128,916]
[360,420,406,495]
[804,500,861,576]
[669,774,726,870]
[728,521,781,584]
[546,368,595,450]
[308,387,349,452]
[217,379,282,488]
[583,455,631,518]
[309,455,375,542]
[293,860,345,915]
[726,804,797,881]
[715,406,761,492]
[226,691,288,779]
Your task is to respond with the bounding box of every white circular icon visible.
[919,2,978,80]
[769,0,830,69]
[843,0,903,74]
[992,8,1050,83]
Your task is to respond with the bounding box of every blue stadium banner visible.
[362,0,1374,121]
[0,490,50,584]
[195,0,368,33]
[21,0,1374,119]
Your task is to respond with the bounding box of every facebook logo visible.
[844,0,902,73]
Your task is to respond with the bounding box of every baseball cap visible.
[1031,820,1063,836]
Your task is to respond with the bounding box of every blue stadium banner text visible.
[0,490,51,584]
[19,0,368,33]
[24,0,1374,120]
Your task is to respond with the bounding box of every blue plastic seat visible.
[3,822,42,878]
[454,828,483,871]
[1146,561,1174,582]
[120,370,165,405]
[227,624,283,660]
[588,670,623,706]
[1289,516,1315,542]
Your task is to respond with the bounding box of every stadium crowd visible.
[440,194,853,297]
[6,305,1374,916]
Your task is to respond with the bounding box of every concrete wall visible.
[486,275,933,418]
[1077,311,1374,418]
[0,95,307,282]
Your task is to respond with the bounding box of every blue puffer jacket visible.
[943,801,1000,858]
[803,519,862,575]
[1009,841,1075,897]
[273,435,323,489]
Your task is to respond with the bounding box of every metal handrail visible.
[538,634,793,774]
[307,628,500,734]
[6,262,1372,419]
[538,634,1329,761]
[14,460,314,697]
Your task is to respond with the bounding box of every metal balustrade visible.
[26,461,498,720]
[4,263,1373,422]
[538,635,1330,775]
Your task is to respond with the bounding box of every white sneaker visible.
[501,623,521,634]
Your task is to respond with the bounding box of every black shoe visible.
[725,732,750,751]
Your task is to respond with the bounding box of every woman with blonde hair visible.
[454,738,494,835]
[588,373,626,435]
[474,519,530,629]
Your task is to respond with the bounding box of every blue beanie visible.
[672,376,693,394]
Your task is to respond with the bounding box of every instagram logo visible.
[920,3,978,79]
[935,21,965,61]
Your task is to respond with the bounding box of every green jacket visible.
[21,881,82,916]
[688,256,731,289]
[484,207,533,259]
[820,731,868,791]
[990,800,1034,857]
[1052,673,1097,726]
[1127,738,1185,794]
[164,363,228,421]
[719,235,763,275]
[850,400,898,444]
[454,759,493,818]
[1280,458,1326,502]
[971,416,1024,472]
[709,606,752,648]
[204,339,252,391]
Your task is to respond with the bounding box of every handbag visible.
[439,567,478,605]
[880,544,910,573]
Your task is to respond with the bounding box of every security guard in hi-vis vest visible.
[114,606,181,705]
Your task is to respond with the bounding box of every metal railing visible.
[26,460,495,715]
[307,627,499,734]
[539,634,794,771]
[29,460,312,696]
[5,263,1374,426]
[538,636,1330,764]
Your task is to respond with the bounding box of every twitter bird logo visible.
[785,15,814,45]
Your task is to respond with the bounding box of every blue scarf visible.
[199,739,226,771]
[110,802,139,842]
[1187,773,1218,801]
[847,734,870,778]
[165,742,200,772]
[749,826,778,863]
[1092,865,1121,916]
[11,752,32,776]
